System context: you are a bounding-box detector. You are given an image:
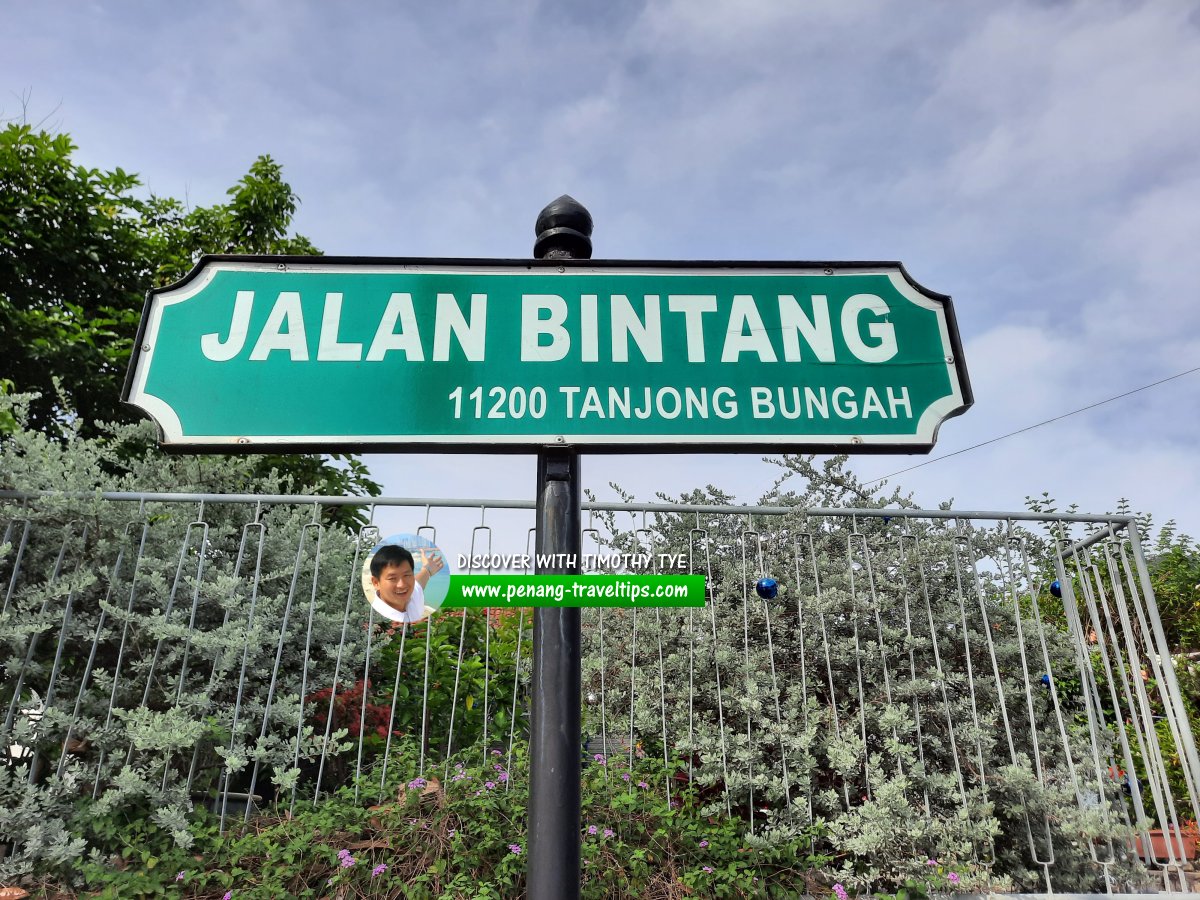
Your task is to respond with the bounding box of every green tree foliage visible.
[0,127,147,438]
[1149,529,1200,656]
[0,126,306,436]
[1141,528,1200,813]
[0,124,379,506]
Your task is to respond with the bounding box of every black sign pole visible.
[528,195,591,900]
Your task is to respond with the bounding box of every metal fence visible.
[1,490,1197,893]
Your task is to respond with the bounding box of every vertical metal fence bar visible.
[1085,547,1156,847]
[506,526,536,788]
[6,521,83,798]
[909,530,969,813]
[1016,530,1088,885]
[1124,524,1200,828]
[1112,538,1199,853]
[483,586,492,762]
[851,528,901,781]
[218,516,267,832]
[581,525,609,792]
[160,515,211,794]
[419,516,443,772]
[792,530,815,827]
[895,530,931,817]
[25,522,90,792]
[958,519,1036,876]
[314,522,379,805]
[4,522,78,739]
[58,528,131,779]
[1106,538,1174,832]
[379,624,409,802]
[1018,534,1085,822]
[802,528,851,812]
[958,527,1020,768]
[444,523,490,767]
[168,521,211,707]
[653,603,671,806]
[1,517,31,616]
[1066,544,1124,882]
[188,525,239,798]
[694,526,731,817]
[1000,529,1055,885]
[1053,537,1117,883]
[95,519,151,799]
[3,517,82,859]
[627,601,638,792]
[289,517,325,812]
[417,600,434,777]
[685,518,698,786]
[128,508,207,769]
[751,528,791,820]
[508,603,528,788]
[739,521,756,827]
[355,571,380,800]
[246,517,316,822]
[948,523,994,867]
[637,524,672,807]
[845,519,872,805]
[37,523,90,719]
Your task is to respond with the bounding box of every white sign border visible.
[124,257,971,453]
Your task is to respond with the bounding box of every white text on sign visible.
[447,385,913,422]
[200,291,898,364]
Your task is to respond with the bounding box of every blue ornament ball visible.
[1050,579,1063,599]
[755,577,779,600]
[1040,673,1052,687]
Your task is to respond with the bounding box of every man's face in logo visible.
[372,560,415,610]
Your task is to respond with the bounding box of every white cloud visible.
[4,0,1199,542]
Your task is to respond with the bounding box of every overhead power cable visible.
[863,365,1200,486]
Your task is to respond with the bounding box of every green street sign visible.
[123,256,972,452]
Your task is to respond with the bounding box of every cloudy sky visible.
[5,1,1199,540]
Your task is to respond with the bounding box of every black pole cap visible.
[534,194,593,260]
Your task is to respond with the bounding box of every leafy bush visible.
[27,739,828,899]
[2,389,1191,894]
[584,457,1156,893]
[0,399,413,877]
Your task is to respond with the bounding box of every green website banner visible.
[441,574,706,608]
